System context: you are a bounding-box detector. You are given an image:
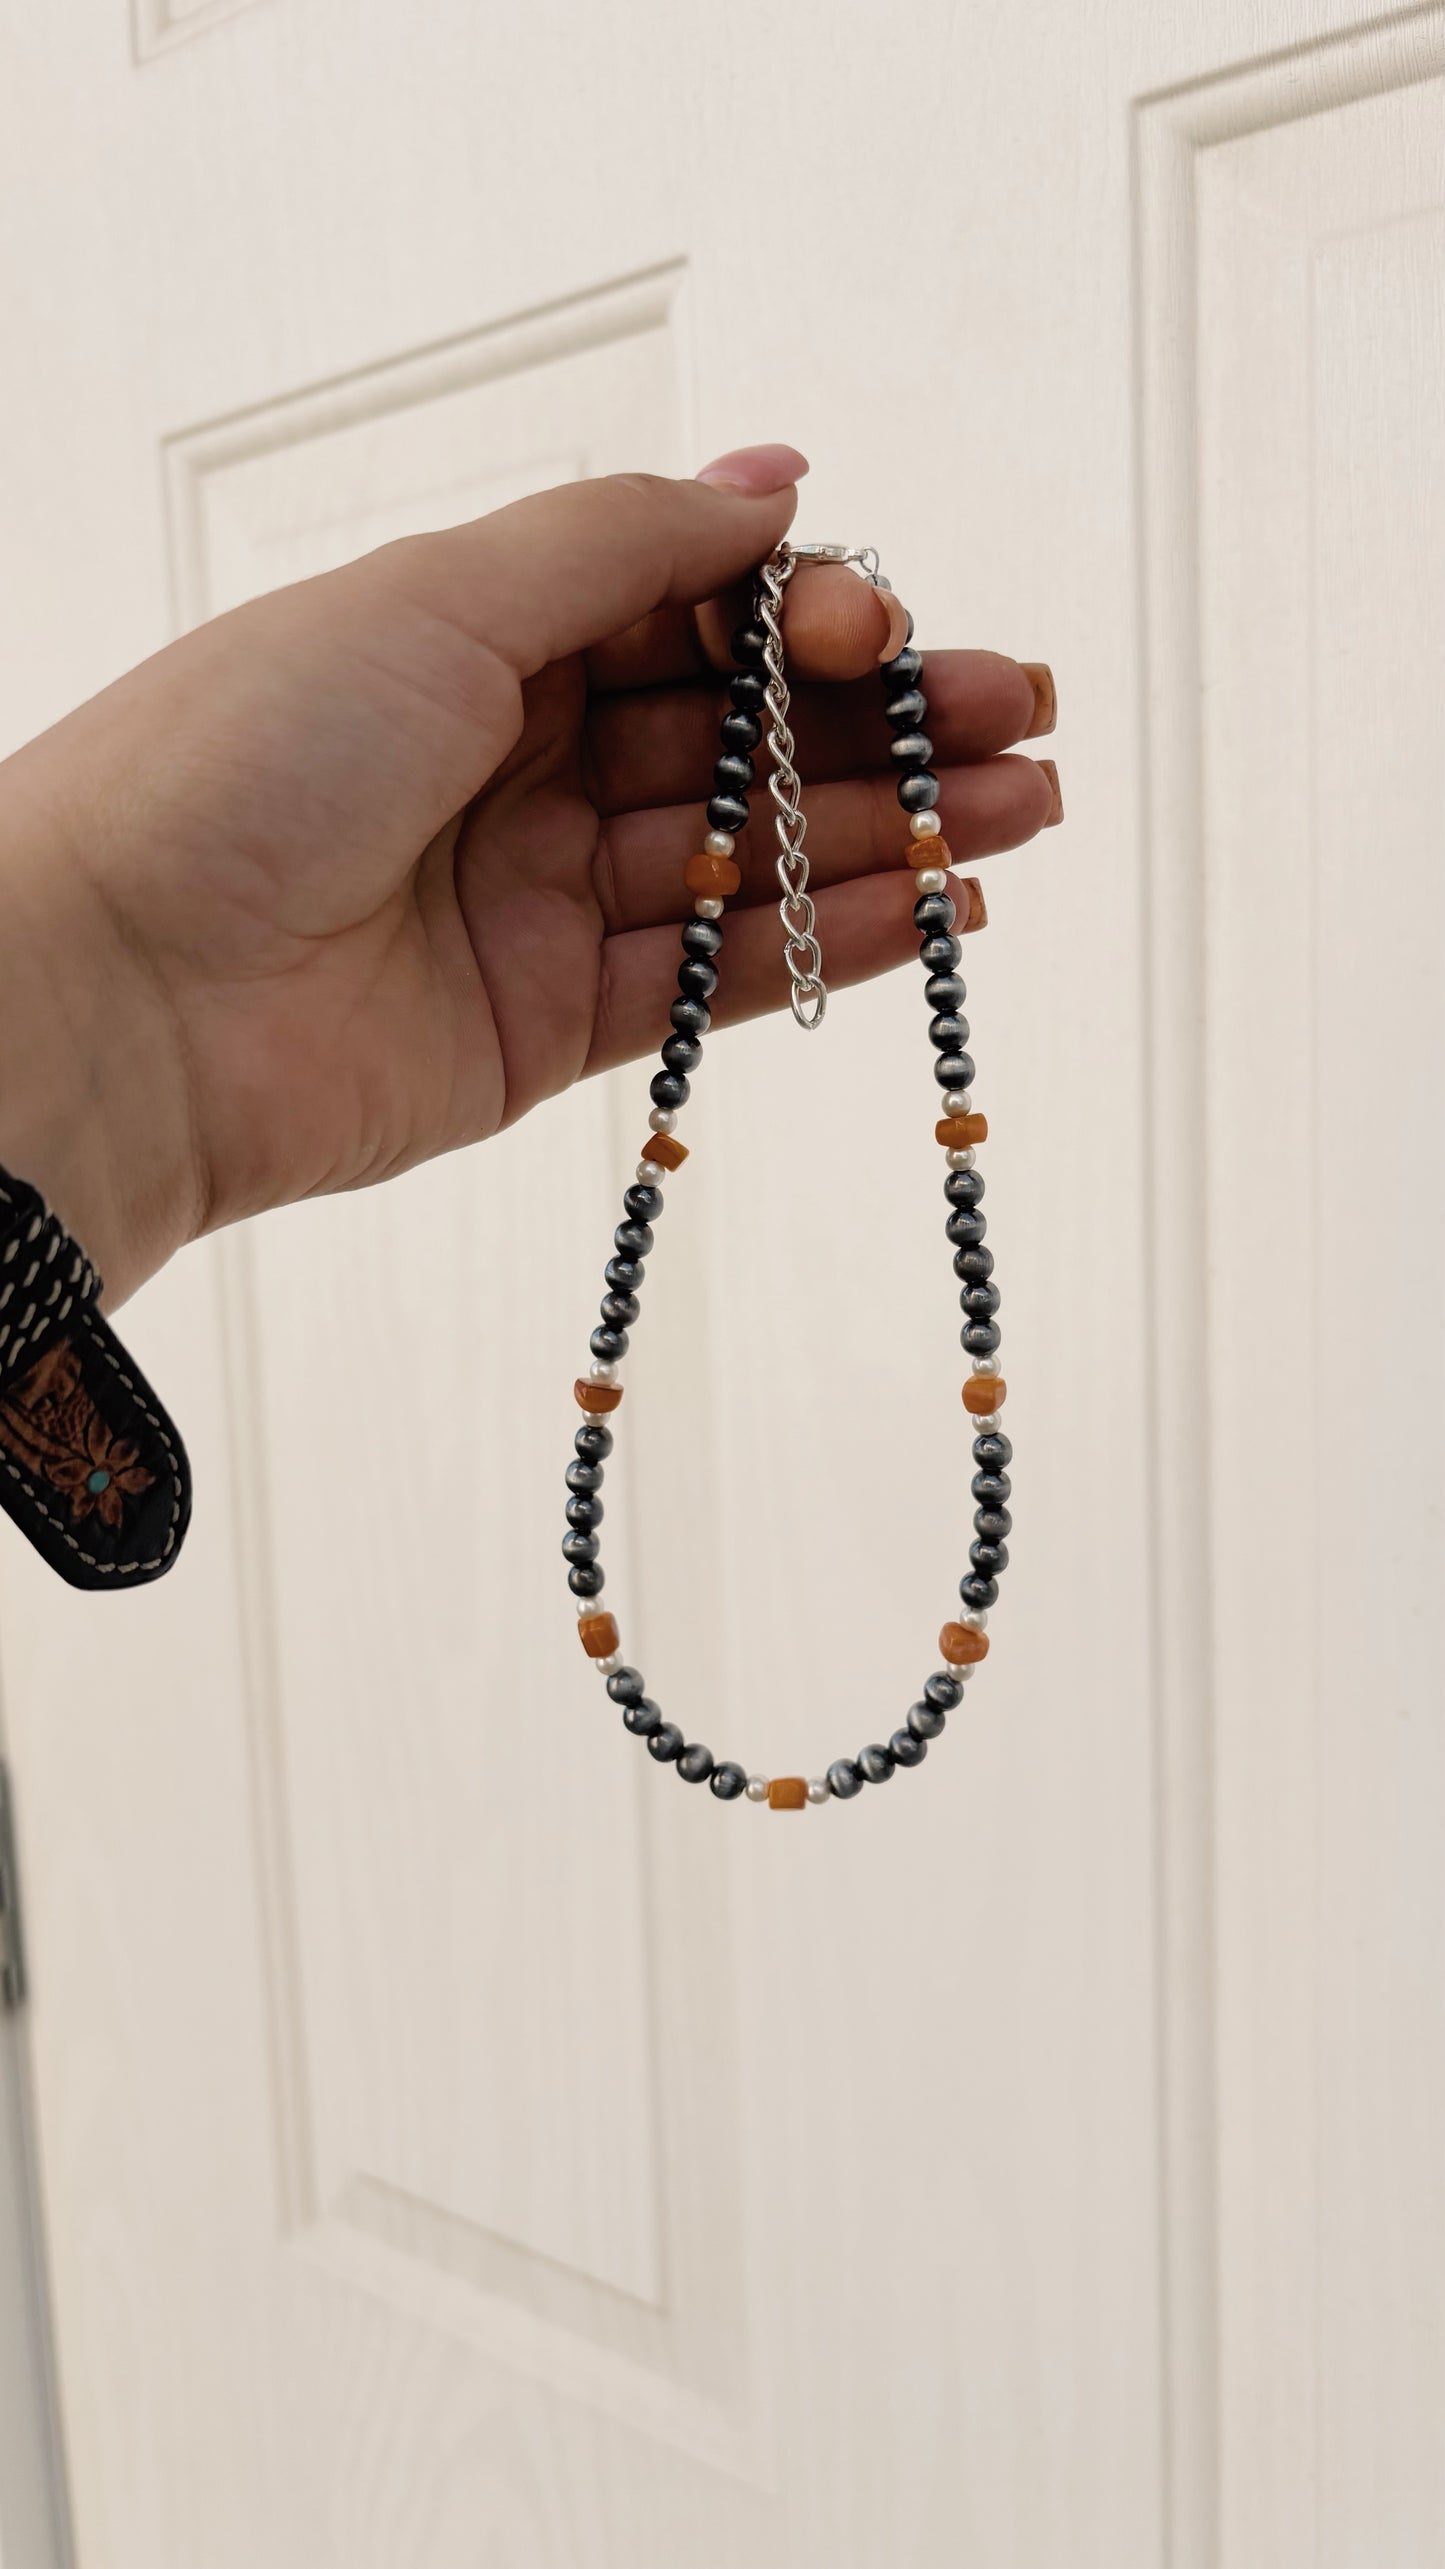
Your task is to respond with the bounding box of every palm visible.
[7,474,1056,1295]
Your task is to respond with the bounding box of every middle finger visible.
[585,647,1043,819]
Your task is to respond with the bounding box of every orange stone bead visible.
[940,1621,990,1666]
[936,1113,989,1148]
[578,1612,619,1659]
[574,1377,624,1414]
[642,1132,689,1172]
[962,1375,1006,1417]
[768,1777,808,1810]
[685,851,741,898]
[907,836,953,870]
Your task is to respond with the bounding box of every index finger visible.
[587,560,903,692]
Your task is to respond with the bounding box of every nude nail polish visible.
[1037,758,1063,825]
[1021,662,1056,738]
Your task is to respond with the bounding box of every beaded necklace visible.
[564,543,1009,1809]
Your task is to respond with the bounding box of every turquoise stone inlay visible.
[86,1468,111,1495]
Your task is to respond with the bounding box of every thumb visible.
[373,448,808,677]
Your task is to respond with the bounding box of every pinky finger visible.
[584,867,987,1077]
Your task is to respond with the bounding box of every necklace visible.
[565,542,1009,1809]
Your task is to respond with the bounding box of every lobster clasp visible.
[783,541,886,587]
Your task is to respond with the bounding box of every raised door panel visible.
[1140,28,1445,2565]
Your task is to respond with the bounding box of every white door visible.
[0,6,1441,2564]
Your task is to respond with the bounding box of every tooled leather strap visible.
[0,1169,190,1590]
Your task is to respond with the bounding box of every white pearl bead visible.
[957,1661,976,1682]
[806,1777,830,1805]
[910,810,943,839]
[947,1147,976,1172]
[589,1360,619,1385]
[954,1090,973,1115]
[636,1160,664,1186]
[596,1653,622,1676]
[972,1355,1001,1377]
[648,1106,678,1136]
[744,1775,770,1803]
[914,866,947,895]
[942,1090,971,1117]
[703,828,736,857]
[962,1607,989,1631]
[695,896,724,920]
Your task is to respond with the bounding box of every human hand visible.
[0,444,1058,1305]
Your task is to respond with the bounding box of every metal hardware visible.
[756,538,891,1031]
[0,1763,25,2009]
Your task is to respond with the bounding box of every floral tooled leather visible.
[0,1340,155,1529]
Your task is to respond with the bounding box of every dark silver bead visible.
[562,1530,598,1567]
[713,752,754,797]
[881,643,922,687]
[677,958,718,1003]
[606,1666,645,1704]
[884,687,928,730]
[568,1564,604,1597]
[919,932,961,974]
[975,1506,1013,1541]
[710,1761,747,1800]
[677,1743,715,1784]
[913,891,956,936]
[933,1051,975,1091]
[924,1670,963,1711]
[899,770,941,813]
[973,1429,1013,1470]
[720,708,762,753]
[575,1420,614,1461]
[647,1722,685,1762]
[590,1325,628,1363]
[565,1494,602,1530]
[622,1696,662,1736]
[707,793,749,834]
[681,916,723,959]
[907,1699,946,1739]
[600,1291,639,1330]
[566,1459,603,1494]
[623,1183,663,1222]
[890,1727,927,1767]
[962,1321,1002,1357]
[826,1757,864,1800]
[924,973,967,1015]
[649,1071,689,1113]
[890,731,933,768]
[661,1033,702,1077]
[858,1743,896,1784]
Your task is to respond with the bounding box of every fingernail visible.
[695,443,809,495]
[1021,662,1056,738]
[1037,758,1064,825]
[962,877,988,933]
[876,593,911,662]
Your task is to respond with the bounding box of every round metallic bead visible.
[648,1106,678,1136]
[636,1160,664,1186]
[744,1774,770,1803]
[695,896,725,920]
[703,828,736,857]
[826,1758,864,1800]
[914,866,948,896]
[910,809,943,839]
[588,1360,619,1385]
[942,1089,971,1117]
[946,1147,976,1172]
[806,1777,831,1805]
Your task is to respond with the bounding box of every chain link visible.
[757,548,828,1031]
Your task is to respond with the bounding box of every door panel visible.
[0,4,1441,2563]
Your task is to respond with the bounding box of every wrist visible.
[0,747,203,1308]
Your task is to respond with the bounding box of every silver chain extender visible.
[756,541,889,1032]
